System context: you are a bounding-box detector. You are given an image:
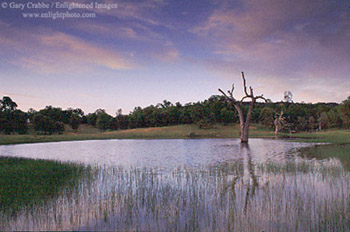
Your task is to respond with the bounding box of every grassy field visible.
[1,124,350,145]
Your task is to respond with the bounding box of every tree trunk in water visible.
[241,124,249,143]
[274,126,279,138]
[240,100,254,143]
[218,72,267,144]
[274,119,280,138]
[274,109,284,139]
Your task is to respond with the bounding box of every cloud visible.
[0,26,135,74]
[83,0,171,28]
[72,21,180,64]
[189,0,350,102]
[150,44,179,62]
[70,0,179,64]
[191,0,350,63]
[40,32,134,69]
[73,20,162,41]
[111,0,170,27]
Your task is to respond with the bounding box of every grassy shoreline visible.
[0,157,86,215]
[1,124,350,145]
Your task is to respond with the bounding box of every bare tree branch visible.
[255,95,268,102]
[249,86,253,96]
[241,96,252,102]
[218,88,237,103]
[228,84,235,99]
[241,72,249,96]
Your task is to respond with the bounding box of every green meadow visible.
[1,123,350,145]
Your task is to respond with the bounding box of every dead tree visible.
[219,72,267,143]
[274,109,285,138]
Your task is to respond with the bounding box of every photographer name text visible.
[1,1,118,10]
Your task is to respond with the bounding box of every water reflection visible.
[0,139,349,231]
[240,143,259,214]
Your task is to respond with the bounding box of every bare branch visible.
[228,86,234,99]
[219,88,237,103]
[255,95,268,102]
[219,83,237,103]
[218,88,229,100]
[228,84,235,99]
[241,95,252,102]
[241,72,250,97]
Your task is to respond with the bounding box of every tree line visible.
[0,95,350,135]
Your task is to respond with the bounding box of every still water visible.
[0,139,349,231]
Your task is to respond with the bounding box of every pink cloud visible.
[0,26,136,74]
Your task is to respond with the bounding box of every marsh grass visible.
[1,159,349,231]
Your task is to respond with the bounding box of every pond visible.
[0,139,349,231]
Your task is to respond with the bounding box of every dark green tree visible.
[338,96,350,128]
[0,96,18,111]
[96,112,112,131]
[70,116,80,131]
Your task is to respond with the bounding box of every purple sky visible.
[0,0,349,115]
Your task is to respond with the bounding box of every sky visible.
[0,0,349,115]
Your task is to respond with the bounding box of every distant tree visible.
[129,107,145,128]
[0,117,10,134]
[219,72,268,143]
[116,114,129,129]
[0,97,27,134]
[161,100,172,108]
[39,106,65,122]
[318,112,330,130]
[32,114,47,133]
[27,108,37,122]
[33,114,64,134]
[296,116,307,132]
[283,91,293,103]
[274,109,285,137]
[182,105,193,124]
[72,108,84,117]
[55,122,65,134]
[96,112,112,131]
[86,113,97,126]
[70,115,80,131]
[260,107,275,128]
[62,109,73,124]
[0,111,13,134]
[328,109,341,128]
[116,108,122,116]
[338,96,350,128]
[81,116,88,124]
[308,116,316,132]
[0,96,17,111]
[12,110,28,134]
[220,107,236,125]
